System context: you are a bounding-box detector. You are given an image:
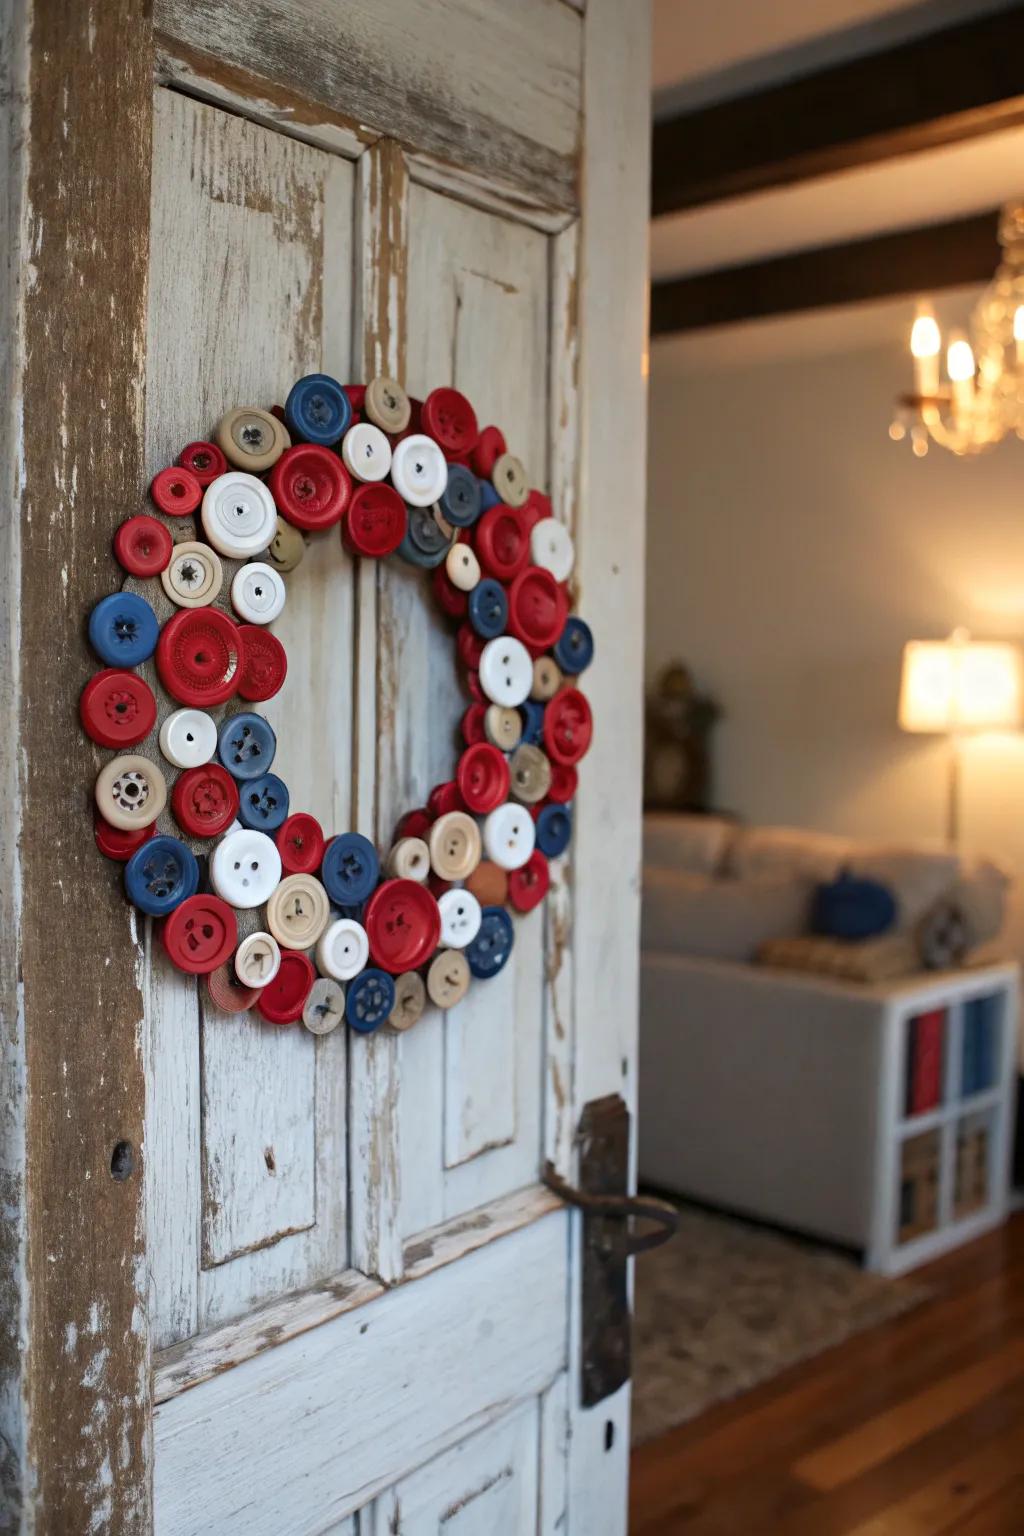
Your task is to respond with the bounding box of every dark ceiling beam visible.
[652,7,1024,218]
[650,211,1001,338]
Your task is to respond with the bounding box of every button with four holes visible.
[387,971,426,1032]
[275,812,325,876]
[343,483,407,558]
[429,810,482,882]
[80,669,157,749]
[95,754,167,831]
[172,762,239,839]
[159,708,217,770]
[316,916,370,981]
[124,835,199,917]
[161,894,238,976]
[346,968,396,1034]
[237,772,289,832]
[217,712,277,780]
[235,930,282,989]
[267,872,330,950]
[438,888,482,949]
[321,833,379,907]
[236,626,288,702]
[364,376,411,435]
[210,828,282,908]
[483,802,536,871]
[231,561,286,625]
[157,606,243,708]
[426,949,470,1010]
[215,407,290,472]
[284,373,351,446]
[201,471,278,557]
[364,879,441,973]
[89,592,160,668]
[390,434,447,507]
[258,950,315,1025]
[114,515,173,578]
[303,975,346,1035]
[161,541,224,609]
[479,635,533,707]
[466,905,515,979]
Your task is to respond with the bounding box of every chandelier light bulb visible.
[910,313,941,358]
[1014,306,1024,342]
[947,337,976,382]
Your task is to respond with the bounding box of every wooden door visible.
[0,2,650,1532]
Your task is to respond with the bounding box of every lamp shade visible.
[899,637,1024,733]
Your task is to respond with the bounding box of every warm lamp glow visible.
[1014,305,1024,344]
[946,337,976,383]
[910,312,941,359]
[899,636,1024,734]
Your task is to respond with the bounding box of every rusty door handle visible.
[542,1161,679,1256]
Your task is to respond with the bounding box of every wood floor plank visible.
[843,1424,1023,1536]
[949,1475,1024,1535]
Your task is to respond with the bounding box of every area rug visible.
[631,1202,932,1445]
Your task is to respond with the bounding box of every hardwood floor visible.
[629,1213,1024,1534]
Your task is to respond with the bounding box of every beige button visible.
[387,836,430,882]
[509,743,552,804]
[426,949,470,1010]
[216,406,290,472]
[95,753,167,830]
[387,970,427,1033]
[267,516,305,574]
[446,542,480,592]
[364,376,411,434]
[302,976,346,1036]
[485,705,522,752]
[161,540,223,608]
[267,873,330,951]
[492,452,528,508]
[235,930,281,988]
[532,656,562,701]
[429,811,482,882]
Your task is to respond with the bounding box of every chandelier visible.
[890,202,1024,458]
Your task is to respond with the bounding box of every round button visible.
[475,506,530,584]
[462,703,486,746]
[150,465,202,517]
[509,743,552,804]
[440,464,482,528]
[468,578,508,640]
[215,406,290,472]
[536,802,572,858]
[390,434,447,508]
[80,669,156,750]
[88,592,159,668]
[544,687,593,767]
[485,705,522,753]
[343,483,407,558]
[161,894,237,976]
[114,515,173,578]
[438,888,482,949]
[530,516,575,584]
[231,562,286,625]
[548,763,577,803]
[236,626,288,703]
[445,542,480,592]
[426,949,470,1010]
[457,742,510,814]
[395,808,433,843]
[303,975,346,1035]
[207,964,261,1015]
[364,376,411,435]
[156,606,243,708]
[201,471,278,557]
[172,763,239,839]
[159,708,217,770]
[275,813,325,875]
[364,879,441,973]
[237,772,290,832]
[210,828,282,908]
[217,712,277,780]
[422,388,479,457]
[427,781,466,819]
[479,636,533,707]
[387,836,431,882]
[465,860,509,907]
[428,811,482,882]
[532,656,562,701]
[235,930,282,988]
[553,616,594,675]
[284,373,351,446]
[94,810,156,864]
[519,700,545,746]
[268,515,306,573]
[433,564,468,620]
[387,971,426,1032]
[346,968,396,1034]
[161,541,224,609]
[478,481,502,513]
[471,425,506,480]
[316,917,370,981]
[340,422,392,483]
[178,440,228,486]
[258,951,316,1025]
[483,802,536,871]
[466,906,515,980]
[507,566,568,652]
[267,873,330,950]
[124,835,199,917]
[508,849,550,913]
[321,833,379,907]
[399,505,452,568]
[95,754,167,831]
[458,627,486,677]
[521,489,551,533]
[270,444,351,531]
[491,452,528,508]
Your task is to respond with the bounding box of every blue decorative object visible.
[466,905,515,979]
[536,803,572,859]
[237,772,290,832]
[125,836,199,917]
[346,968,396,1033]
[469,579,508,640]
[217,712,277,780]
[439,464,481,527]
[88,591,160,668]
[811,869,897,940]
[553,616,594,676]
[322,833,379,907]
[284,372,350,446]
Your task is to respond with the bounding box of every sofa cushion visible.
[642,867,811,963]
[844,847,960,929]
[727,825,853,884]
[757,932,919,983]
[642,812,734,877]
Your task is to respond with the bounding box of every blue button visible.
[398,506,451,568]
[468,578,508,640]
[124,835,199,917]
[478,480,502,512]
[284,373,351,446]
[322,833,379,906]
[88,591,159,668]
[217,711,277,780]
[237,773,290,831]
[466,905,514,979]
[536,803,572,858]
[553,617,594,675]
[439,465,482,527]
[346,967,396,1034]
[519,699,545,746]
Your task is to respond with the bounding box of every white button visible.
[445,542,480,592]
[201,472,278,558]
[530,517,574,583]
[438,888,482,949]
[303,976,346,1035]
[161,540,223,608]
[386,837,430,882]
[210,828,282,909]
[95,754,167,831]
[390,434,447,507]
[479,635,533,707]
[316,917,369,981]
[231,561,286,624]
[340,422,392,483]
[235,931,282,988]
[267,874,330,950]
[159,708,218,770]
[483,802,536,870]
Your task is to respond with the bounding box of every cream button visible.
[429,811,482,882]
[483,802,536,871]
[161,540,223,608]
[215,406,290,472]
[267,874,330,950]
[268,515,305,574]
[532,655,562,701]
[426,949,470,1010]
[364,376,411,434]
[445,542,481,592]
[509,743,552,804]
[386,837,430,882]
[438,888,482,949]
[491,452,528,508]
[479,635,532,707]
[235,930,282,988]
[202,471,278,558]
[210,828,282,909]
[485,704,522,752]
[340,422,392,483]
[386,970,426,1032]
[95,754,167,830]
[316,917,370,981]
[303,975,346,1035]
[530,516,574,583]
[390,434,447,508]
[159,708,218,770]
[231,561,286,624]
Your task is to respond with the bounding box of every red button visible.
[113,514,173,577]
[236,625,288,702]
[161,894,237,976]
[432,564,468,620]
[427,871,451,899]
[471,425,506,480]
[544,687,593,767]
[270,444,350,531]
[521,490,551,533]
[80,669,157,749]
[258,951,315,1025]
[457,623,485,672]
[178,440,228,486]
[461,703,486,745]
[94,810,156,863]
[427,781,466,819]
[275,812,325,875]
[464,669,484,704]
[364,879,441,973]
[151,465,202,517]
[508,849,550,913]
[394,808,433,842]
[475,505,529,583]
[547,763,577,803]
[156,606,244,708]
[345,383,367,416]
[507,566,569,652]
[172,763,239,839]
[207,964,260,1015]
[343,483,407,558]
[422,388,479,457]
[457,742,510,814]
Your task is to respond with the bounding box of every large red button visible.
[432,563,469,620]
[156,606,244,708]
[457,742,510,814]
[508,849,550,913]
[94,810,156,863]
[178,440,228,486]
[547,762,577,803]
[507,566,569,652]
[475,505,529,583]
[113,514,173,577]
[421,388,479,457]
[161,894,237,975]
[544,687,593,767]
[427,781,466,818]
[364,879,441,973]
[258,951,315,1025]
[151,465,202,517]
[275,812,326,875]
[343,483,407,558]
[172,763,239,838]
[471,425,506,480]
[269,443,350,530]
[80,668,157,749]
[236,625,288,702]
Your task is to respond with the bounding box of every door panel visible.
[378,1401,539,1533]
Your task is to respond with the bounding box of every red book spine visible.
[911,1010,944,1114]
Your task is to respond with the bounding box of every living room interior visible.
[632,2,1024,1531]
